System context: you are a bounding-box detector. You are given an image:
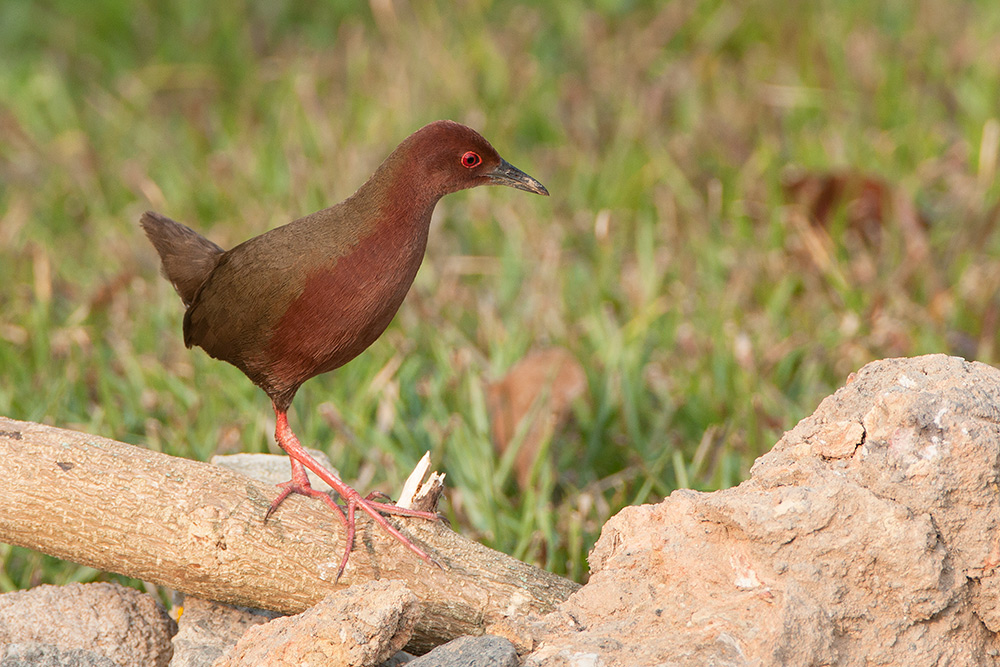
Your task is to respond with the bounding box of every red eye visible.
[461,151,482,168]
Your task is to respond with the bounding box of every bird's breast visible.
[261,219,429,387]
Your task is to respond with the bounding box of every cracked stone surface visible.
[212,579,418,667]
[526,355,1000,666]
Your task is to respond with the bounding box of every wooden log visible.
[0,416,579,653]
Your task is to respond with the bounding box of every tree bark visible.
[0,416,579,653]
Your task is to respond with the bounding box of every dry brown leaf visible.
[486,347,587,489]
[782,169,928,258]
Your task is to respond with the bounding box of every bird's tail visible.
[140,211,225,307]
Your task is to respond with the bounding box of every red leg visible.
[266,406,441,580]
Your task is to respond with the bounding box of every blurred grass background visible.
[2,0,999,592]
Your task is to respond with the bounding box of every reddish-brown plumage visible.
[141,120,548,577]
[257,196,434,409]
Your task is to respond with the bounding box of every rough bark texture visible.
[525,354,1000,665]
[0,417,579,654]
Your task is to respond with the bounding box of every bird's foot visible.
[263,461,347,524]
[331,482,442,580]
[270,409,442,581]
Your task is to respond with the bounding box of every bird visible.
[141,120,549,579]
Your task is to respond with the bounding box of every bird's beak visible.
[488,159,550,196]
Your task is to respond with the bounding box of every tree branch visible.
[0,416,578,653]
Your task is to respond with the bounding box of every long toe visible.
[264,483,297,522]
[266,478,348,526]
[364,499,441,522]
[334,501,359,582]
[345,491,441,570]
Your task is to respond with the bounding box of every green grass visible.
[3,0,1000,590]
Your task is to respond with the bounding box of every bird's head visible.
[401,120,549,199]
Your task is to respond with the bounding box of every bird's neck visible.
[349,151,443,247]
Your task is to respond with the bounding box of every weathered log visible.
[0,416,578,653]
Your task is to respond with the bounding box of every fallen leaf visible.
[487,347,587,489]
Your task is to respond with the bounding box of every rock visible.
[0,582,176,667]
[378,652,415,666]
[169,596,280,667]
[405,635,518,667]
[526,355,1000,665]
[214,579,418,667]
[0,644,121,667]
[483,616,539,655]
[811,419,865,459]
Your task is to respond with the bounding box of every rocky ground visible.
[3,354,999,666]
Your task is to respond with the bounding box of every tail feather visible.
[140,211,225,307]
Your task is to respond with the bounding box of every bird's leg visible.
[267,406,441,579]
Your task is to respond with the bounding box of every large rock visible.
[0,644,122,667]
[526,355,1000,665]
[169,596,280,667]
[213,579,418,667]
[405,635,519,667]
[0,582,176,667]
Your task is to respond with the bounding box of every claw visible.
[263,484,295,522]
